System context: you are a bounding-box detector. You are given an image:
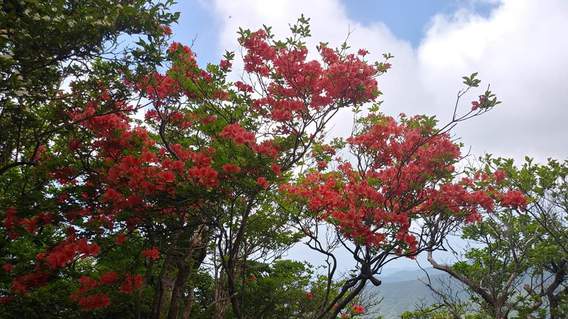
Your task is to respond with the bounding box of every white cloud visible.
[212,0,568,163]
[418,0,568,161]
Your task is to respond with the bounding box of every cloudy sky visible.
[173,0,567,163]
[170,0,568,271]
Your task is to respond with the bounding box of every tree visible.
[0,0,178,176]
[1,15,383,319]
[416,269,474,319]
[1,8,512,319]
[1,1,177,317]
[486,157,567,318]
[281,74,506,318]
[427,157,567,319]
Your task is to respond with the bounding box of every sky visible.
[169,0,568,272]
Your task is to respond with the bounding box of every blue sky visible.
[342,0,494,45]
[172,0,497,65]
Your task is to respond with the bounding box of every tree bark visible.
[181,290,194,319]
[168,225,210,319]
[167,264,191,319]
[153,254,178,319]
[214,276,229,319]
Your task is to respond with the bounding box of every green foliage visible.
[0,0,178,317]
[401,306,489,319]
[0,0,178,178]
[437,157,568,318]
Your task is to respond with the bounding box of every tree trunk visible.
[163,225,210,319]
[167,264,191,319]
[181,290,194,319]
[226,261,243,319]
[548,293,559,319]
[214,275,229,319]
[153,254,178,319]
[328,279,367,319]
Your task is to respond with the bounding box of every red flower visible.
[271,163,282,176]
[235,81,253,93]
[501,190,528,209]
[306,291,314,301]
[188,166,219,187]
[160,25,172,35]
[471,101,480,110]
[351,304,365,314]
[256,177,269,189]
[10,272,48,294]
[115,233,127,245]
[120,274,144,294]
[77,293,111,310]
[20,217,37,234]
[78,276,98,292]
[11,280,27,294]
[99,271,118,285]
[219,59,232,71]
[494,169,507,183]
[253,140,279,158]
[2,263,14,273]
[223,163,241,174]
[78,239,100,256]
[465,210,482,224]
[142,247,160,261]
[4,207,17,230]
[220,123,256,146]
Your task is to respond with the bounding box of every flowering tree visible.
[0,8,521,318]
[280,74,514,318]
[0,15,388,318]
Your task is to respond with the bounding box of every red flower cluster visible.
[139,72,179,100]
[252,140,279,159]
[239,29,379,125]
[351,304,365,314]
[10,272,49,295]
[235,81,253,93]
[283,114,508,254]
[119,274,144,294]
[3,208,53,239]
[256,177,270,189]
[40,238,100,270]
[223,163,242,174]
[2,263,14,273]
[188,166,219,188]
[142,247,160,260]
[220,123,256,147]
[99,271,119,285]
[77,293,111,311]
[500,190,528,209]
[160,25,172,35]
[241,30,276,76]
[494,169,507,183]
[219,59,232,71]
[68,271,121,310]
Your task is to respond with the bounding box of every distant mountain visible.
[364,268,467,318]
[379,267,442,283]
